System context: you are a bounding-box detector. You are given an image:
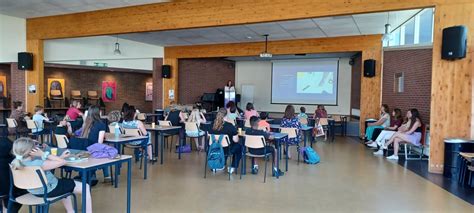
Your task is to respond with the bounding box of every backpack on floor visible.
[207,135,225,170]
[302,146,320,164]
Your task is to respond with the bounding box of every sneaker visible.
[272,168,284,177]
[367,142,378,148]
[251,165,259,175]
[386,155,399,160]
[227,167,235,174]
[373,149,384,155]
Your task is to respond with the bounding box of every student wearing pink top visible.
[244,102,258,120]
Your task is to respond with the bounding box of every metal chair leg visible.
[263,156,268,183]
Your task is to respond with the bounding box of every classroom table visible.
[103,133,149,179]
[62,151,133,213]
[269,124,314,147]
[145,125,183,165]
[239,131,288,178]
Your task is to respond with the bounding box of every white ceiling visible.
[0,0,169,18]
[119,9,421,46]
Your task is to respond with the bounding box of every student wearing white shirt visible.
[32,105,49,134]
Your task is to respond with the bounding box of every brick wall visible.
[382,48,432,123]
[351,55,362,110]
[44,67,153,113]
[152,58,163,109]
[10,63,26,106]
[178,58,235,104]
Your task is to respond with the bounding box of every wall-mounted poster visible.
[145,82,153,101]
[0,76,7,97]
[102,81,116,102]
[47,78,65,99]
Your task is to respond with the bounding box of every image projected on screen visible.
[271,59,339,105]
[296,72,333,94]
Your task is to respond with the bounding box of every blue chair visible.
[8,166,77,213]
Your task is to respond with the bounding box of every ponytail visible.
[10,157,24,170]
[11,137,36,170]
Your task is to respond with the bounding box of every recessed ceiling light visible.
[246,36,253,39]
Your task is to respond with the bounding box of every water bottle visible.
[114,123,120,138]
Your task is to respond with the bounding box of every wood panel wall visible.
[25,39,44,113]
[428,2,473,173]
[164,35,383,135]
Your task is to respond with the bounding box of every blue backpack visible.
[303,147,320,164]
[207,135,225,170]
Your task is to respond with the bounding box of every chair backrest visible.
[50,90,62,97]
[123,128,142,136]
[208,134,231,148]
[55,134,69,149]
[332,115,342,122]
[185,121,199,132]
[108,124,123,134]
[71,90,81,97]
[26,119,38,130]
[319,118,329,126]
[244,119,251,128]
[280,127,298,139]
[244,135,266,149]
[158,120,172,126]
[87,91,98,97]
[10,166,47,190]
[6,118,17,128]
[299,117,308,125]
[137,113,146,121]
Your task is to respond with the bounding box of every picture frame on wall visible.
[102,81,116,102]
[47,78,65,99]
[145,82,153,101]
[0,75,7,98]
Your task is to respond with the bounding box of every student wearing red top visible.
[65,100,84,131]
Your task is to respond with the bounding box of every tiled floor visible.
[13,136,474,212]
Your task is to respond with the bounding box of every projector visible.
[259,52,273,58]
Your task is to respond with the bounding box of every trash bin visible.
[443,138,474,178]
[154,109,164,121]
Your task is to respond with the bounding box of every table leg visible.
[154,131,159,162]
[127,159,131,213]
[81,170,87,213]
[161,133,165,165]
[178,129,182,160]
[114,164,119,188]
[303,130,307,147]
[144,142,148,180]
[276,140,280,179]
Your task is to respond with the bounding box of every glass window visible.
[404,19,415,45]
[394,73,404,93]
[418,9,433,43]
[389,28,401,46]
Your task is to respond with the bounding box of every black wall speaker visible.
[18,52,33,70]
[162,65,171,78]
[442,25,467,60]
[363,59,376,77]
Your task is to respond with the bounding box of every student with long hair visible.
[122,106,156,162]
[380,109,423,160]
[244,102,258,120]
[364,104,390,143]
[371,108,404,152]
[186,106,207,151]
[208,108,242,174]
[280,105,301,159]
[10,138,92,213]
[313,105,328,119]
[9,101,29,135]
[79,105,111,182]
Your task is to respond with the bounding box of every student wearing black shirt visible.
[208,108,242,174]
[245,116,284,177]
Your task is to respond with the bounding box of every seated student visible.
[11,138,92,213]
[0,138,27,213]
[225,101,240,125]
[379,109,422,160]
[186,106,207,151]
[32,105,49,135]
[65,100,84,130]
[364,104,390,144]
[55,120,73,136]
[244,102,258,120]
[313,105,328,119]
[258,112,271,132]
[122,106,156,162]
[208,108,242,174]
[280,105,302,159]
[9,101,29,136]
[78,105,111,183]
[107,110,122,127]
[246,116,284,176]
[165,105,186,147]
[369,108,403,149]
[297,106,309,126]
